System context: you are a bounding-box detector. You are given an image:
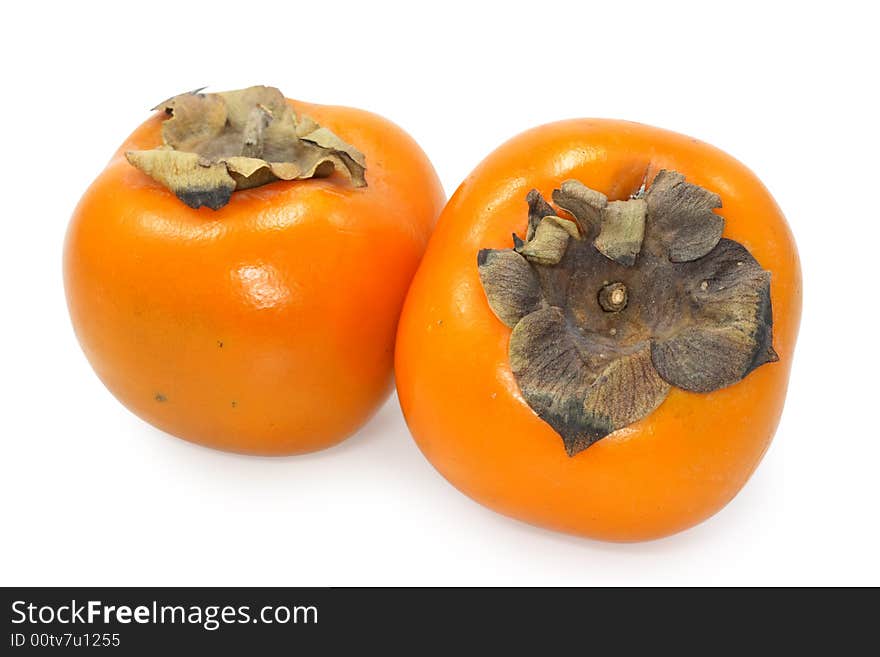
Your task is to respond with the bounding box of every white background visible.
[2,1,878,586]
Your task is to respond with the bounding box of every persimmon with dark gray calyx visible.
[395,119,801,542]
[65,85,444,454]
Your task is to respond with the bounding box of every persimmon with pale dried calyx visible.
[64,86,444,454]
[395,119,801,542]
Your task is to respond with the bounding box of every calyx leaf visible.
[477,249,546,328]
[526,189,556,241]
[578,348,671,454]
[508,307,598,452]
[552,180,607,237]
[517,215,579,265]
[594,199,647,266]
[651,239,778,392]
[645,170,723,262]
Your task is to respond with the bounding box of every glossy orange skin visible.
[396,119,801,542]
[65,99,444,454]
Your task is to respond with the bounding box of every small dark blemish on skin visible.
[155,393,167,402]
[217,341,224,348]
[231,401,237,408]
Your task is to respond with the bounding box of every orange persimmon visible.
[395,119,801,541]
[65,86,444,454]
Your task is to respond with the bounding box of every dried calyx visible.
[126,86,366,210]
[477,170,778,456]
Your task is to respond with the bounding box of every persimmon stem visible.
[598,282,628,312]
